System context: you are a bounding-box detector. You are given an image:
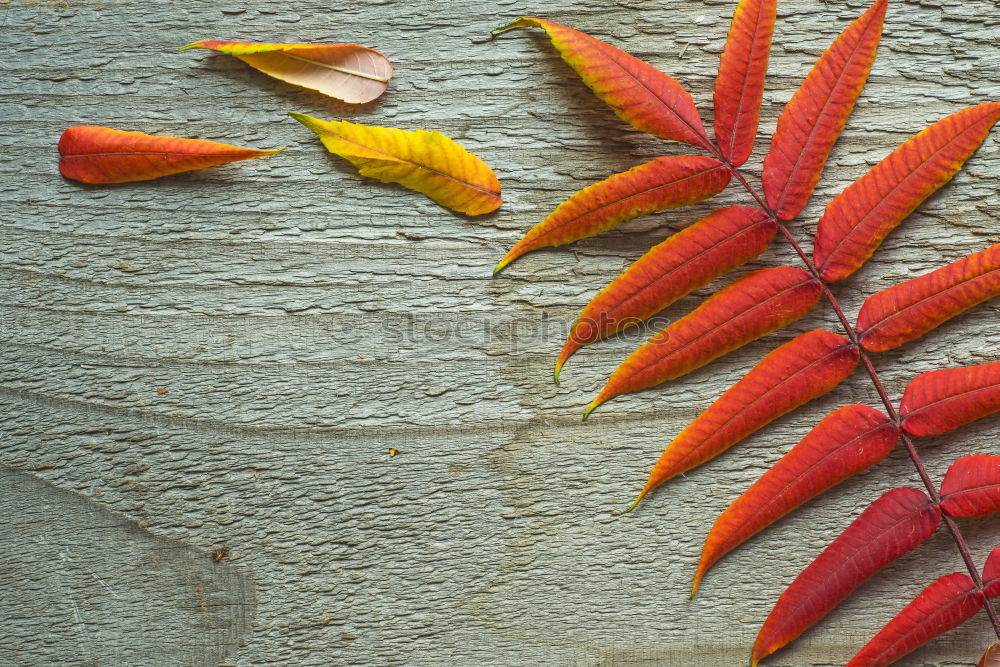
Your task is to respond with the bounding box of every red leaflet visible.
[844,573,984,667]
[713,0,777,166]
[493,18,712,149]
[899,360,1000,437]
[631,330,859,506]
[555,207,775,381]
[857,243,1000,352]
[751,487,942,666]
[984,545,1000,597]
[939,455,1000,518]
[585,267,820,417]
[761,0,887,220]
[58,126,281,184]
[493,156,730,273]
[816,103,1000,282]
[980,643,1000,667]
[692,404,896,596]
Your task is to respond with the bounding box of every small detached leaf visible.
[555,206,775,381]
[844,572,984,667]
[181,40,393,104]
[752,487,942,666]
[290,113,501,216]
[58,126,281,184]
[980,643,1000,667]
[631,330,859,508]
[761,0,887,220]
[493,18,713,149]
[940,455,1000,518]
[693,404,896,596]
[899,360,1000,437]
[586,266,821,417]
[494,156,730,273]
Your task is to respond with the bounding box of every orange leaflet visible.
[585,266,820,418]
[58,126,281,184]
[692,404,896,596]
[554,206,775,381]
[815,103,1000,282]
[181,41,392,104]
[713,0,776,167]
[844,573,984,667]
[493,18,712,149]
[290,113,501,216]
[493,156,730,273]
[857,242,1000,352]
[630,330,859,507]
[761,0,886,220]
[939,455,1000,518]
[981,643,1000,667]
[899,360,1000,437]
[752,487,941,667]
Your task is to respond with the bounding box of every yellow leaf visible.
[289,113,502,216]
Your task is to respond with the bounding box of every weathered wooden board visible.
[2,0,1000,665]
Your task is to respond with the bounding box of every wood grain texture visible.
[1,0,999,665]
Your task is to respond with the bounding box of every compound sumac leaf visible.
[844,572,983,667]
[713,0,777,166]
[494,156,730,273]
[693,404,896,596]
[181,40,393,104]
[290,113,501,216]
[939,455,1000,518]
[980,643,1000,667]
[899,360,1000,437]
[586,266,820,417]
[58,126,281,184]
[493,17,712,149]
[752,487,941,666]
[816,102,1000,282]
[631,329,859,506]
[856,242,1000,352]
[555,206,775,380]
[761,0,886,220]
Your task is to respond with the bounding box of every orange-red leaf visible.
[585,267,820,417]
[494,156,730,273]
[631,330,859,506]
[844,572,984,667]
[692,404,896,596]
[761,0,887,220]
[555,206,775,380]
[900,360,1000,437]
[57,126,281,184]
[714,0,777,166]
[857,243,1000,352]
[751,487,941,666]
[181,40,393,104]
[815,103,1000,282]
[493,17,712,149]
[980,643,1000,667]
[940,455,1000,518]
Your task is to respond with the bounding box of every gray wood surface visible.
[2,0,1000,665]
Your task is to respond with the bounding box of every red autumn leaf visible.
[58,126,281,184]
[554,206,775,381]
[180,40,393,104]
[493,156,730,273]
[980,643,1000,667]
[630,330,859,507]
[585,266,821,417]
[857,242,1000,352]
[493,17,712,149]
[983,545,1000,598]
[899,360,1000,437]
[751,486,942,666]
[844,572,984,667]
[939,455,1000,518]
[761,0,887,220]
[713,0,777,167]
[815,103,1000,283]
[692,404,896,596]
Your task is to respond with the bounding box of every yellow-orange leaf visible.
[290,113,501,216]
